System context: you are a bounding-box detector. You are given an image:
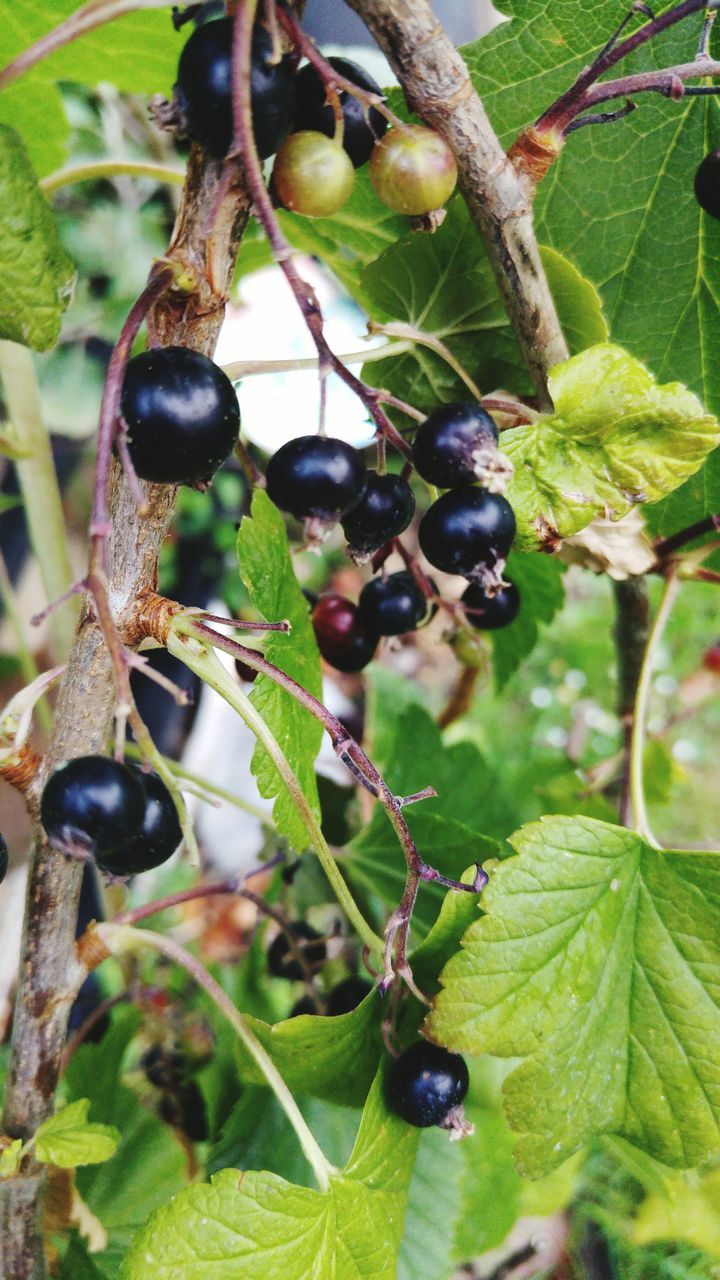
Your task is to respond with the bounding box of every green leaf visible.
[0,1139,23,1177]
[411,867,485,993]
[397,1127,463,1280]
[35,1099,119,1168]
[355,198,608,419]
[123,1071,419,1280]
[237,490,323,850]
[209,1088,360,1185]
[429,815,720,1176]
[491,551,565,689]
[633,1168,720,1258]
[0,80,69,178]
[463,2,720,520]
[232,986,382,1108]
[0,126,75,350]
[503,344,719,551]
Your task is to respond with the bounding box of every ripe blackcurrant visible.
[94,767,182,876]
[462,580,520,630]
[174,19,295,159]
[0,833,7,884]
[267,922,327,981]
[358,570,432,637]
[695,149,720,220]
[120,346,240,486]
[369,125,457,216]
[159,1080,209,1142]
[293,57,388,169]
[272,131,355,218]
[289,995,319,1018]
[265,435,367,524]
[418,487,516,576]
[386,1040,469,1128]
[40,756,146,859]
[327,975,372,1016]
[311,594,378,673]
[340,471,415,558]
[412,403,498,488]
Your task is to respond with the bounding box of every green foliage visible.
[35,1098,119,1168]
[122,1071,419,1280]
[430,815,720,1176]
[209,1089,360,1186]
[463,0,720,525]
[237,490,323,849]
[0,125,75,350]
[491,551,566,688]
[504,344,719,550]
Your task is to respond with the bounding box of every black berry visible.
[0,833,7,884]
[462,580,520,631]
[418,487,516,576]
[293,56,388,169]
[272,131,355,218]
[94,767,182,876]
[327,976,372,1016]
[312,594,378,673]
[267,922,327,981]
[266,435,367,524]
[695,149,720,220]
[340,471,415,558]
[40,756,146,859]
[412,403,498,488]
[358,570,432,637]
[386,1040,469,1128]
[174,19,295,159]
[159,1080,208,1142]
[370,125,457,216]
[289,995,318,1018]
[121,346,240,486]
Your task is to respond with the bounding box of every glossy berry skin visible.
[266,435,367,522]
[359,571,431,637]
[272,131,355,218]
[40,756,146,859]
[0,833,7,884]
[341,472,415,557]
[370,125,457,216]
[419,487,516,576]
[412,403,498,488]
[293,56,388,168]
[121,346,240,485]
[175,20,295,159]
[462,579,520,630]
[387,1041,469,1128]
[95,767,182,876]
[327,976,373,1016]
[268,922,327,981]
[312,594,378,674]
[695,150,720,220]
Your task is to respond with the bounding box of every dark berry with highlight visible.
[418,487,516,576]
[412,403,498,488]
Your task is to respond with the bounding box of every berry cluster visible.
[264,402,519,675]
[173,17,457,220]
[265,919,373,1018]
[40,756,182,876]
[141,1044,208,1142]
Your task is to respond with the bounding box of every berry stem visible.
[654,512,720,559]
[274,4,410,133]
[368,321,483,400]
[221,340,414,380]
[629,572,680,847]
[227,0,412,460]
[93,922,337,1192]
[40,160,186,196]
[612,577,650,829]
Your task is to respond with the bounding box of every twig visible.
[612,578,650,827]
[654,512,720,559]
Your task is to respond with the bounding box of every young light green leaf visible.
[539,246,609,355]
[429,815,720,1177]
[0,1138,23,1177]
[491,552,565,689]
[633,1167,720,1258]
[123,1071,418,1280]
[0,126,75,350]
[232,986,382,1108]
[237,490,323,850]
[35,1099,119,1168]
[503,344,719,551]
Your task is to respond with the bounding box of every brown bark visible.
[343,0,569,401]
[0,151,251,1280]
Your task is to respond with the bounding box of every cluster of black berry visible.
[40,756,182,876]
[174,16,457,219]
[265,403,519,675]
[265,919,373,1017]
[140,1044,208,1143]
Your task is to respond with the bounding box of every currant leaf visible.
[429,815,720,1176]
[35,1099,119,1169]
